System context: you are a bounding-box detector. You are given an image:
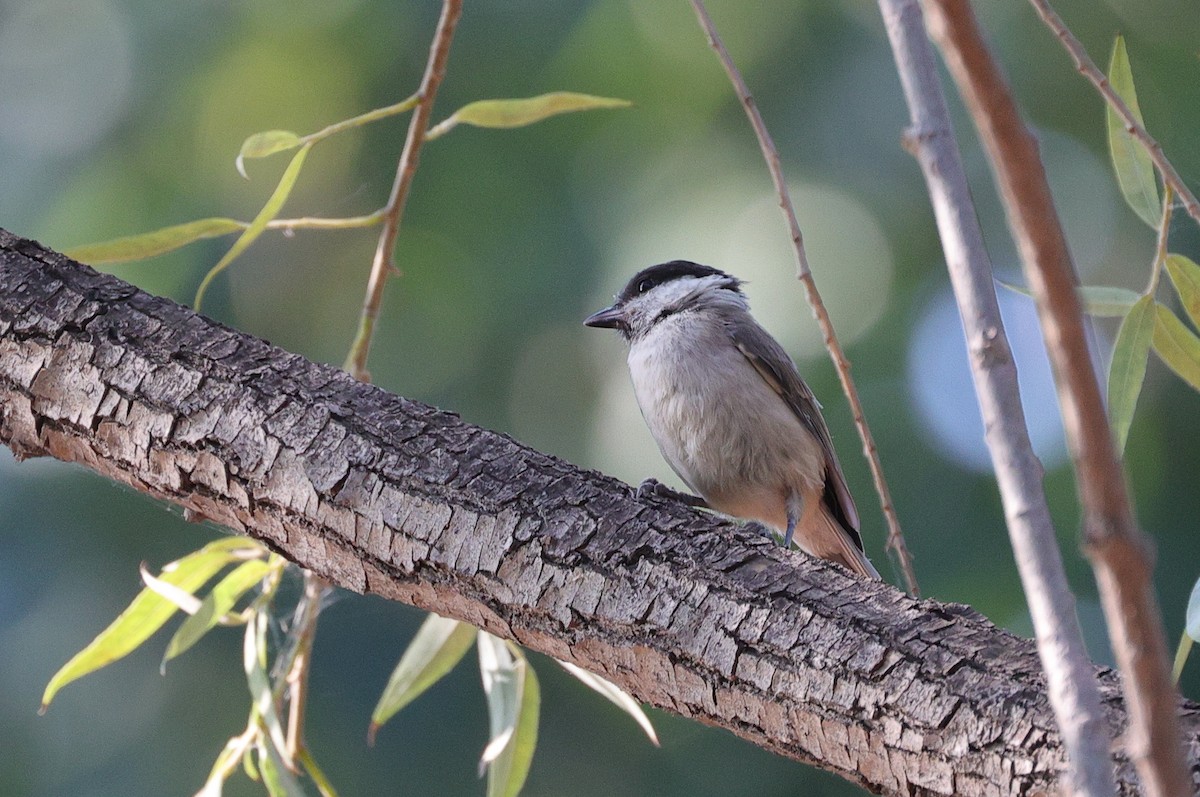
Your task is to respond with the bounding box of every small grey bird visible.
[585,260,879,579]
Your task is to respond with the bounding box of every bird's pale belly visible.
[627,325,824,530]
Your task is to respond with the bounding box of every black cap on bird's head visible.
[584,260,744,336]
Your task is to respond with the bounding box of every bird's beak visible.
[583,304,625,330]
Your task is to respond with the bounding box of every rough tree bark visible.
[2,229,1198,796]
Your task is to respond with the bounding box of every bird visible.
[584,260,879,579]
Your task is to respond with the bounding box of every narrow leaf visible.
[257,736,307,797]
[194,142,312,312]
[297,747,341,797]
[997,280,1140,317]
[140,564,204,615]
[1186,573,1200,641]
[165,559,272,664]
[428,92,631,139]
[236,130,302,179]
[65,218,245,265]
[1173,633,1194,684]
[41,537,259,711]
[558,660,659,745]
[197,728,256,797]
[368,614,475,742]
[1107,294,1155,454]
[1165,254,1200,330]
[478,639,539,797]
[1152,304,1200,391]
[1106,36,1159,227]
[245,611,292,768]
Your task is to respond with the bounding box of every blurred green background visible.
[3,1,1200,795]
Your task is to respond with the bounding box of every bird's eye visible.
[636,278,655,294]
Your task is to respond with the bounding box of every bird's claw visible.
[636,478,708,508]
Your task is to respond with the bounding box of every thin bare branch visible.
[345,0,464,380]
[878,0,1115,793]
[688,0,918,595]
[1026,0,1200,227]
[922,2,1190,795]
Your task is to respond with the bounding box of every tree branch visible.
[877,1,1117,794]
[921,3,1190,796]
[3,229,1200,796]
[688,0,918,595]
[345,0,463,380]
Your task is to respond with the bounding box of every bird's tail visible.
[799,495,880,580]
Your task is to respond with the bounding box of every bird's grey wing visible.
[726,318,863,542]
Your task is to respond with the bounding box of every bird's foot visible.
[741,521,776,541]
[636,478,709,508]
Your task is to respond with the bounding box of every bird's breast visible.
[626,315,823,504]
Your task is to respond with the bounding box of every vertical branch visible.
[878,0,1116,793]
[345,0,465,380]
[1026,0,1200,227]
[688,0,919,595]
[922,2,1190,796]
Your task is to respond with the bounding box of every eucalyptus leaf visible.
[369,614,476,742]
[41,537,260,711]
[1165,254,1200,330]
[65,218,245,265]
[165,559,273,665]
[1107,294,1155,454]
[557,660,659,745]
[1106,36,1159,227]
[428,92,631,139]
[1152,304,1200,391]
[195,143,312,311]
[996,280,1140,317]
[236,130,303,178]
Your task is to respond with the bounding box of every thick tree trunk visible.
[1,229,1197,796]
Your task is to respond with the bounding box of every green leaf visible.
[1106,36,1159,227]
[65,218,245,265]
[245,610,292,769]
[996,280,1140,317]
[1186,574,1200,641]
[198,727,256,797]
[1175,574,1200,682]
[1165,254,1200,330]
[427,92,631,140]
[257,736,308,797]
[195,142,312,312]
[41,536,261,711]
[368,614,475,742]
[236,130,303,178]
[1173,633,1194,684]
[1107,295,1155,454]
[165,559,272,665]
[477,635,539,797]
[557,660,659,746]
[297,747,341,797]
[1152,304,1200,391]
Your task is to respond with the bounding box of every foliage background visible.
[2,1,1200,794]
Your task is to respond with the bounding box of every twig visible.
[345,0,464,380]
[1027,0,1200,227]
[1147,185,1174,296]
[923,2,1190,795]
[688,0,918,594]
[281,0,465,770]
[878,0,1115,793]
